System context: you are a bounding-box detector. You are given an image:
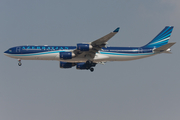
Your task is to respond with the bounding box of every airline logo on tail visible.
[143,26,174,48]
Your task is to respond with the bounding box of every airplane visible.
[4,26,175,72]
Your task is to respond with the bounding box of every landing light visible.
[166,48,171,51]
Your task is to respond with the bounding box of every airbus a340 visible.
[4,26,175,72]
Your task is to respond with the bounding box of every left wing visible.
[73,27,120,59]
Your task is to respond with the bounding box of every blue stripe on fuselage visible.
[99,52,153,56]
[10,50,69,56]
[103,47,153,53]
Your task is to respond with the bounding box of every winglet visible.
[113,27,120,32]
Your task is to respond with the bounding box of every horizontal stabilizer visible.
[154,42,176,51]
[163,51,172,54]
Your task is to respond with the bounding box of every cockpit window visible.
[9,49,12,52]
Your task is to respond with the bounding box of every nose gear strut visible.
[18,59,22,66]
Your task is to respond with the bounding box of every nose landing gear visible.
[18,59,22,66]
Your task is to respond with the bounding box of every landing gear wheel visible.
[90,68,94,72]
[18,62,22,66]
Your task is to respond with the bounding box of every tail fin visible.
[142,26,174,49]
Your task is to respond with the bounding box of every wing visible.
[91,27,120,46]
[73,27,120,59]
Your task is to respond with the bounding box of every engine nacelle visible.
[77,44,92,51]
[60,62,76,68]
[76,62,96,70]
[59,52,75,60]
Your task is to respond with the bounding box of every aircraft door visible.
[16,47,21,53]
[138,48,143,53]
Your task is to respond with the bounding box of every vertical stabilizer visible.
[142,26,174,48]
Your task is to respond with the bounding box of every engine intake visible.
[60,62,76,68]
[77,44,92,51]
[60,52,75,60]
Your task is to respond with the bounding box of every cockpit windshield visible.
[8,49,12,52]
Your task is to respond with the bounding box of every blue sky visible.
[1,0,180,120]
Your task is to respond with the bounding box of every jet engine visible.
[77,44,92,51]
[60,62,76,68]
[59,52,75,60]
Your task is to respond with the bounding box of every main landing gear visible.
[18,59,22,66]
[86,60,95,72]
[90,68,94,72]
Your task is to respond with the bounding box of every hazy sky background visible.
[0,0,180,120]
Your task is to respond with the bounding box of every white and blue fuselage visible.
[4,45,156,62]
[4,26,175,72]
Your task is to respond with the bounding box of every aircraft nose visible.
[4,50,9,56]
[4,50,8,54]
